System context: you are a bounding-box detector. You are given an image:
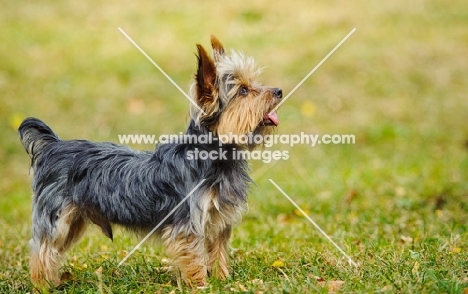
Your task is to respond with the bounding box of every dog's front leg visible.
[163,230,207,287]
[206,226,231,280]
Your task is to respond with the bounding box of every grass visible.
[1,0,468,292]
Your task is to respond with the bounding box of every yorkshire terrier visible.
[19,36,282,287]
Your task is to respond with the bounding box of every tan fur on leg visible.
[30,205,87,287]
[30,240,61,286]
[163,228,208,287]
[54,206,87,253]
[206,226,231,280]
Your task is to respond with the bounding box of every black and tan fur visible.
[19,36,282,287]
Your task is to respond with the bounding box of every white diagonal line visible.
[269,179,358,267]
[270,28,356,114]
[118,27,206,115]
[118,179,206,267]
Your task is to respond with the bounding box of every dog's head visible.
[190,36,282,148]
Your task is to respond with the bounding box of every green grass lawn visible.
[1,0,467,293]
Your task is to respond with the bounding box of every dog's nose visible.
[273,88,282,99]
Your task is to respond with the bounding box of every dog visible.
[18,35,282,287]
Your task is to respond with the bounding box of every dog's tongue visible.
[267,111,279,126]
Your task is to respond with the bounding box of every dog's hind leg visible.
[30,203,86,286]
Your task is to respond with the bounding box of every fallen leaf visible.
[277,213,291,224]
[113,269,122,278]
[100,253,110,260]
[251,278,264,286]
[328,280,345,293]
[450,247,461,254]
[344,190,358,204]
[380,285,393,292]
[412,261,419,274]
[271,260,285,268]
[309,274,325,282]
[237,282,248,292]
[293,208,310,217]
[400,235,413,244]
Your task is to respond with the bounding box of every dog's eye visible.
[239,86,249,96]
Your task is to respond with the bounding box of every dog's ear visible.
[195,44,219,117]
[211,35,225,62]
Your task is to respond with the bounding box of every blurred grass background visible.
[1,0,467,292]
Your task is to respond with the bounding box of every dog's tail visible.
[18,118,60,163]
